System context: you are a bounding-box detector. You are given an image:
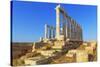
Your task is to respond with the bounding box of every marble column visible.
[51,26,54,39]
[63,14,67,40]
[67,16,70,39]
[55,5,60,40]
[73,20,75,40]
[81,28,83,41]
[52,27,55,39]
[77,24,80,40]
[71,19,74,40]
[74,21,76,40]
[79,25,82,41]
[68,17,72,39]
[75,21,77,40]
[49,26,51,39]
[70,18,73,40]
[45,24,48,39]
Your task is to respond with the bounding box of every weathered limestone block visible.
[52,40,65,49]
[43,38,49,43]
[24,59,37,65]
[89,41,97,49]
[82,42,88,46]
[68,49,77,54]
[32,42,51,52]
[37,50,55,57]
[66,53,76,58]
[76,50,88,62]
[24,56,42,65]
[85,47,94,55]
[24,56,49,65]
[66,53,76,62]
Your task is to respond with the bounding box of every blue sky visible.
[11,1,97,42]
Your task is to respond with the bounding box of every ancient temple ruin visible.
[25,5,85,65]
[12,4,97,66]
[43,5,83,44]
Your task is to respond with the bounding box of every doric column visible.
[52,27,55,39]
[77,24,80,40]
[32,42,36,52]
[74,21,76,40]
[45,24,48,39]
[80,27,83,41]
[77,23,79,41]
[66,16,70,38]
[70,18,73,40]
[53,28,55,38]
[71,19,74,40]
[49,26,51,39]
[73,20,75,40]
[78,25,82,41]
[68,17,72,39]
[78,26,80,41]
[76,23,78,40]
[61,13,67,40]
[55,5,60,40]
[75,22,77,40]
[51,26,53,39]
